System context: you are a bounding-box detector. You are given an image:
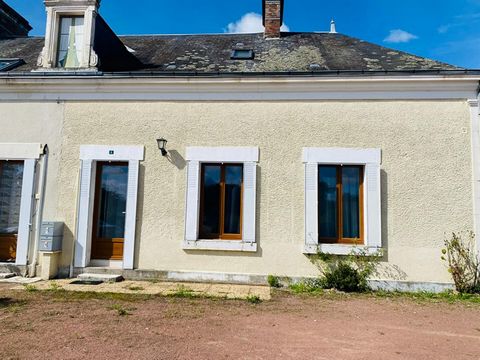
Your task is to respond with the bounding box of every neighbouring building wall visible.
[55,100,472,284]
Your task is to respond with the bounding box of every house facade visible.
[0,0,479,290]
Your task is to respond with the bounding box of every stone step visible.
[77,273,124,283]
[0,273,15,279]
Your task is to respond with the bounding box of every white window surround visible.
[0,143,42,266]
[74,145,144,270]
[303,147,382,255]
[468,98,480,255]
[184,147,259,252]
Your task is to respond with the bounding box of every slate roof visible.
[0,32,462,74]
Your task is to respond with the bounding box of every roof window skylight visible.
[231,49,254,60]
[0,58,24,72]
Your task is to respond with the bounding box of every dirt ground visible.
[0,284,479,360]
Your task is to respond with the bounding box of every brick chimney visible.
[262,0,284,39]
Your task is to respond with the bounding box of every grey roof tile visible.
[0,32,461,73]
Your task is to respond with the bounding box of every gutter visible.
[1,69,480,79]
[28,144,48,277]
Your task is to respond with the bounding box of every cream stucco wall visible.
[0,102,64,220]
[50,100,473,284]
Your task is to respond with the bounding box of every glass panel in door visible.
[91,162,128,260]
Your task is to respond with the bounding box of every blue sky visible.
[7,0,480,68]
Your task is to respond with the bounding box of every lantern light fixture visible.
[156,137,168,156]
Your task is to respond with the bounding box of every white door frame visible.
[74,145,144,270]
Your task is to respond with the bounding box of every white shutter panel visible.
[365,163,382,248]
[242,162,257,243]
[74,159,93,268]
[185,161,200,241]
[16,159,36,266]
[123,160,140,270]
[305,163,318,246]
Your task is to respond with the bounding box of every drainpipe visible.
[69,164,82,278]
[29,144,48,277]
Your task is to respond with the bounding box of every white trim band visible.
[0,77,478,101]
[0,143,43,160]
[183,240,258,252]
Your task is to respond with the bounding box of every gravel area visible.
[0,288,479,360]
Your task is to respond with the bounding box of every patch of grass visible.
[289,278,324,294]
[125,285,145,291]
[372,290,480,304]
[48,282,64,292]
[168,285,197,299]
[0,297,28,313]
[109,304,133,316]
[47,290,154,302]
[147,279,160,284]
[23,284,38,292]
[246,295,262,304]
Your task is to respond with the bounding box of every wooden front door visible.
[0,161,24,262]
[91,162,129,261]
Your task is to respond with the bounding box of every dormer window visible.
[37,1,100,71]
[57,16,84,68]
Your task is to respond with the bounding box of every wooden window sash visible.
[199,163,243,240]
[319,165,364,245]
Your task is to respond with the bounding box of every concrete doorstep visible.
[77,273,124,283]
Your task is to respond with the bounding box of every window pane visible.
[318,166,337,239]
[96,164,128,239]
[57,17,83,68]
[224,165,243,234]
[201,165,221,235]
[0,162,24,234]
[342,167,361,239]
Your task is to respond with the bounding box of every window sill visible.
[183,240,257,253]
[303,244,382,256]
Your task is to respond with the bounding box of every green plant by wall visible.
[246,295,262,304]
[442,231,480,294]
[267,275,282,288]
[306,248,383,293]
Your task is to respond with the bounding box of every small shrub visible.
[307,248,382,293]
[267,275,281,288]
[109,304,131,316]
[323,261,367,292]
[246,295,262,304]
[442,231,480,294]
[24,284,38,292]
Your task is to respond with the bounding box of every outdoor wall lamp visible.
[156,138,168,156]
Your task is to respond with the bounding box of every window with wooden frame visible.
[199,163,243,240]
[318,165,364,244]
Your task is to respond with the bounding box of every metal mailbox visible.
[39,222,64,252]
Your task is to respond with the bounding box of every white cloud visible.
[225,12,290,34]
[384,29,418,43]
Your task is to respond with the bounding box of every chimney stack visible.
[263,0,284,39]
